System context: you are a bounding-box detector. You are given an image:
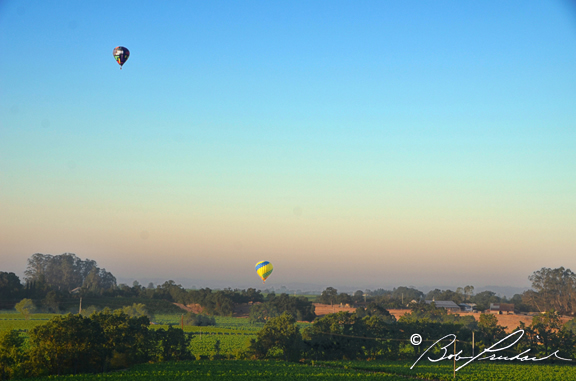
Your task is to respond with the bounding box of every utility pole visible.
[79,297,82,315]
[472,332,475,357]
[453,339,456,379]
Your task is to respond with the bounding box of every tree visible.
[0,329,27,380]
[246,312,302,361]
[318,287,338,305]
[464,285,475,301]
[337,292,353,305]
[0,272,23,309]
[471,291,501,312]
[42,290,62,313]
[121,303,153,320]
[90,310,153,369]
[528,267,576,315]
[391,286,424,303]
[425,289,463,304]
[353,290,364,302]
[530,310,562,357]
[24,253,116,294]
[563,317,576,335]
[476,313,507,349]
[152,326,192,362]
[356,302,395,323]
[82,267,117,295]
[249,302,280,323]
[28,314,107,376]
[302,312,367,360]
[15,299,35,320]
[250,294,316,322]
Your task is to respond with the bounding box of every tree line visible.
[2,253,576,318]
[0,310,191,379]
[315,267,576,315]
[1,253,317,322]
[246,305,576,363]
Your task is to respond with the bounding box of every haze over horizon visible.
[1,1,575,291]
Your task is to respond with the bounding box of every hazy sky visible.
[1,1,575,291]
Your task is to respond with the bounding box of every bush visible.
[14,299,35,320]
[183,311,216,326]
[0,329,28,379]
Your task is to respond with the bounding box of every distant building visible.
[489,303,514,314]
[459,303,476,312]
[407,299,419,307]
[425,300,461,312]
[70,287,81,294]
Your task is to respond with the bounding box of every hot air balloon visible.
[255,261,273,283]
[113,46,130,69]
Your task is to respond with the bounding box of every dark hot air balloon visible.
[113,46,130,69]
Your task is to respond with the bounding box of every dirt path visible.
[173,303,204,314]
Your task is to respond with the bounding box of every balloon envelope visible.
[113,46,130,68]
[255,261,273,283]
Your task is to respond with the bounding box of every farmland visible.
[3,311,576,380]
[0,312,55,332]
[23,360,576,381]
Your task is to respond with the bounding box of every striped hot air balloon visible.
[255,261,273,283]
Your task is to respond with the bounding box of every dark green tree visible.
[249,302,280,323]
[153,326,192,362]
[90,309,152,370]
[476,313,507,349]
[28,314,107,376]
[246,312,303,361]
[318,287,338,305]
[42,290,62,313]
[303,312,368,360]
[0,272,23,309]
[471,291,501,311]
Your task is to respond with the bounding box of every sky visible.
[1,0,575,292]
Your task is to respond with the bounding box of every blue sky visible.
[1,1,575,291]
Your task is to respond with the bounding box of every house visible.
[489,303,514,314]
[459,303,477,312]
[425,300,461,312]
[70,287,81,294]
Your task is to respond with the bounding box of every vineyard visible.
[319,360,576,381]
[4,312,576,380]
[26,360,409,380]
[0,312,56,332]
[23,360,576,381]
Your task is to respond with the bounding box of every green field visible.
[0,312,58,332]
[26,360,408,380]
[23,360,576,381]
[319,360,576,381]
[4,312,576,380]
